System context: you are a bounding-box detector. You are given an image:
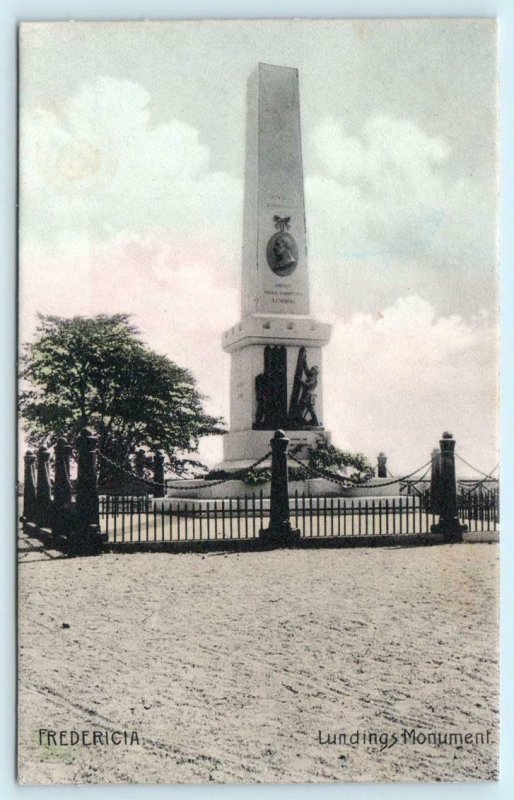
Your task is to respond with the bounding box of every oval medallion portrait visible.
[266,231,299,276]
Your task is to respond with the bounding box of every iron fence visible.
[98,492,457,546]
[22,429,500,552]
[457,488,499,532]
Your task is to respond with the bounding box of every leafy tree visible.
[19,314,225,479]
[205,466,272,486]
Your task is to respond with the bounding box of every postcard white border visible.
[2,1,512,798]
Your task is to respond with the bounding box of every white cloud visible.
[21,77,243,248]
[308,115,452,263]
[305,115,496,317]
[19,81,498,475]
[20,76,244,456]
[312,115,449,185]
[20,231,238,439]
[323,296,498,476]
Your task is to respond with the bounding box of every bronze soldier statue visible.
[297,365,319,426]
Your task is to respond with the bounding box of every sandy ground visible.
[17,534,499,784]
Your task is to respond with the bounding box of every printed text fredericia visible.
[318,729,492,751]
[38,729,140,746]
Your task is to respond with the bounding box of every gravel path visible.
[18,539,499,784]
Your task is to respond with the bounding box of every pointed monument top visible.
[241,62,309,317]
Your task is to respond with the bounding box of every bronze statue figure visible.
[253,345,288,429]
[254,371,270,427]
[287,348,321,429]
[296,364,319,426]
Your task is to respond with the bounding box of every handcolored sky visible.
[19,19,498,475]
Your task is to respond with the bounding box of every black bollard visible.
[377,453,387,479]
[430,432,467,541]
[36,445,52,528]
[53,438,73,534]
[75,428,106,547]
[259,430,300,546]
[153,450,165,498]
[22,450,37,524]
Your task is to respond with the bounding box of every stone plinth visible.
[222,313,332,352]
[159,478,401,502]
[220,428,329,470]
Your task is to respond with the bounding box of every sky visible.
[18,18,499,476]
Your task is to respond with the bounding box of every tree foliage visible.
[19,314,225,476]
[293,436,374,483]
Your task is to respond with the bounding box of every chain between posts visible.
[97,450,273,491]
[52,446,490,495]
[457,464,500,497]
[159,451,273,490]
[289,452,432,489]
[400,465,431,494]
[455,453,499,479]
[387,461,432,485]
[98,452,171,489]
[95,449,444,494]
[288,453,358,486]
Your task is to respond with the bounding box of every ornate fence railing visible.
[97,492,442,546]
[20,428,499,553]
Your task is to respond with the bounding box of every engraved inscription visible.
[266,193,300,209]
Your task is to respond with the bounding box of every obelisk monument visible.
[220,63,332,469]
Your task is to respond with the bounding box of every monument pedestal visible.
[221,311,331,470]
[219,427,330,471]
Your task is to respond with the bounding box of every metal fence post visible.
[75,428,106,549]
[22,450,37,523]
[430,432,467,541]
[377,452,387,478]
[53,437,73,534]
[36,445,52,528]
[153,450,165,498]
[259,429,300,546]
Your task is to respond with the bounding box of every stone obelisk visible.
[220,63,332,470]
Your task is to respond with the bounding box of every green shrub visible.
[292,436,374,484]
